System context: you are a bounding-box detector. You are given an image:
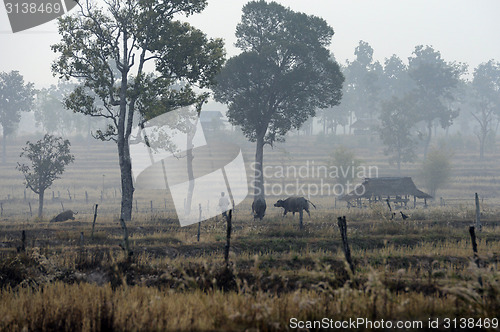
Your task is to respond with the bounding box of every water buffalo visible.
[50,210,78,222]
[252,197,266,220]
[274,196,316,217]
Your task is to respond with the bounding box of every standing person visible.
[219,192,230,219]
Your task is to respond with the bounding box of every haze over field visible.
[2,2,500,331]
[1,1,500,87]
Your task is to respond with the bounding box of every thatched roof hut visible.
[341,177,431,208]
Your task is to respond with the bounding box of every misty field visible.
[1,132,500,331]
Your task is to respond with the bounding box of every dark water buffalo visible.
[50,210,77,222]
[274,196,316,217]
[252,197,266,220]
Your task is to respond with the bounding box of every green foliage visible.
[329,146,361,186]
[408,45,465,157]
[420,145,453,197]
[0,71,35,163]
[213,0,344,144]
[378,96,418,172]
[51,0,225,220]
[342,40,383,121]
[0,71,34,136]
[51,0,224,140]
[17,134,74,217]
[470,60,500,159]
[34,83,87,136]
[17,134,75,196]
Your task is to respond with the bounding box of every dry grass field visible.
[1,130,500,331]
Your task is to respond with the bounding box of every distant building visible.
[199,111,225,132]
[340,177,432,208]
[350,118,379,135]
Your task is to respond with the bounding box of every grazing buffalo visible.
[50,210,77,222]
[274,196,316,217]
[252,197,266,220]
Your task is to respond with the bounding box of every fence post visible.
[197,204,202,242]
[469,226,482,284]
[21,230,26,252]
[475,193,481,231]
[28,202,32,217]
[337,216,355,275]
[91,204,98,240]
[224,210,233,267]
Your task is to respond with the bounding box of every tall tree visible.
[17,134,75,218]
[378,96,418,173]
[213,0,344,201]
[34,83,86,136]
[407,45,465,158]
[51,0,225,221]
[469,60,500,160]
[380,54,414,101]
[0,71,35,163]
[342,40,382,130]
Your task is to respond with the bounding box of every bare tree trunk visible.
[2,130,6,164]
[479,134,485,160]
[423,121,432,160]
[117,30,134,222]
[38,189,44,218]
[118,144,134,221]
[254,135,265,198]
[185,127,195,215]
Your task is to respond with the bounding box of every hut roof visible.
[340,177,432,201]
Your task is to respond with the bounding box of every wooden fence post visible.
[91,204,98,240]
[21,230,26,252]
[469,226,482,286]
[197,204,201,242]
[224,210,233,267]
[475,193,481,231]
[337,216,355,275]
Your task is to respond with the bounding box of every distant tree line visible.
[320,41,500,167]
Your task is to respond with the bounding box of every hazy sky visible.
[1,0,499,88]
